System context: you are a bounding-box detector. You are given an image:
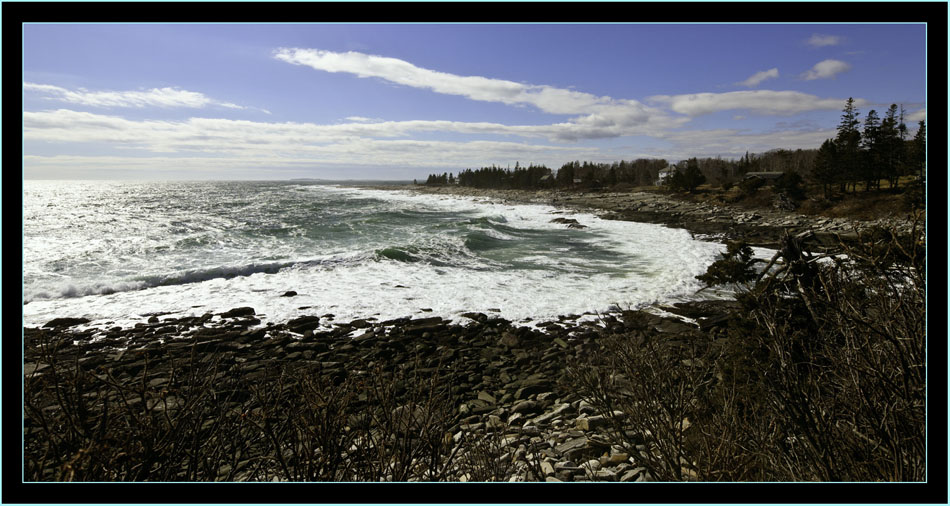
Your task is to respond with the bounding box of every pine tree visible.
[812,139,838,199]
[836,98,862,192]
[912,120,926,180]
[861,109,881,191]
[879,104,901,190]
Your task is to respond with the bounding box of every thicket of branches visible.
[24,345,533,482]
[570,222,926,481]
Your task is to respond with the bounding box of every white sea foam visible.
[22,183,735,329]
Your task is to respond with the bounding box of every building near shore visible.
[655,166,676,186]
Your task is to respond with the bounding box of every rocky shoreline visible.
[384,185,917,250]
[24,298,737,482]
[24,184,921,483]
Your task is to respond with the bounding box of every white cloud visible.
[648,90,864,116]
[345,116,381,123]
[905,108,926,122]
[738,68,779,87]
[273,48,681,137]
[23,92,688,153]
[657,127,837,160]
[23,138,599,176]
[23,82,253,110]
[806,34,842,47]
[800,59,851,80]
[24,109,636,157]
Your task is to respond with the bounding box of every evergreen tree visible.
[670,158,706,192]
[896,104,909,187]
[880,104,901,190]
[812,139,838,199]
[861,109,881,191]
[836,98,862,193]
[912,120,926,180]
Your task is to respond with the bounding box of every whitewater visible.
[23,180,732,330]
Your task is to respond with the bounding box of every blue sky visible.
[23,23,926,180]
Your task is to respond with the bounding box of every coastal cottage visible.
[655,165,676,186]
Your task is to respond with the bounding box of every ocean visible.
[22,180,729,330]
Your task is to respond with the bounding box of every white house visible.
[655,165,676,186]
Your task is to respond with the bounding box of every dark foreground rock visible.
[43,317,91,328]
[23,306,710,482]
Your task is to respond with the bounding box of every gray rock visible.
[220,307,255,318]
[498,332,520,348]
[349,318,371,328]
[514,378,552,400]
[43,317,91,328]
[520,425,541,437]
[511,400,542,415]
[404,316,443,334]
[532,403,575,425]
[477,390,496,404]
[555,436,589,454]
[287,315,321,333]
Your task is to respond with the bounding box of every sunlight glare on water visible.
[23,181,727,328]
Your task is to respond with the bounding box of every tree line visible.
[423,151,821,192]
[423,159,670,190]
[421,98,925,197]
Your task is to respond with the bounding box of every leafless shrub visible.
[570,221,925,482]
[25,338,464,482]
[569,334,716,481]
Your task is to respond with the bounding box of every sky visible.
[22,23,927,180]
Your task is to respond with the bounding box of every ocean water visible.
[22,180,730,330]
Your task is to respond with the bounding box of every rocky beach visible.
[23,184,924,483]
[394,184,919,250]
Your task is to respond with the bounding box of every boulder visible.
[498,332,520,348]
[287,315,321,333]
[477,391,496,404]
[43,317,91,328]
[220,307,255,318]
[349,319,371,329]
[511,400,542,415]
[405,317,444,334]
[461,312,487,322]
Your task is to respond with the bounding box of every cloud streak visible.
[905,108,926,122]
[806,34,842,47]
[738,68,779,87]
[657,127,838,160]
[23,109,629,156]
[648,90,864,116]
[23,82,261,111]
[800,59,851,80]
[273,47,684,139]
